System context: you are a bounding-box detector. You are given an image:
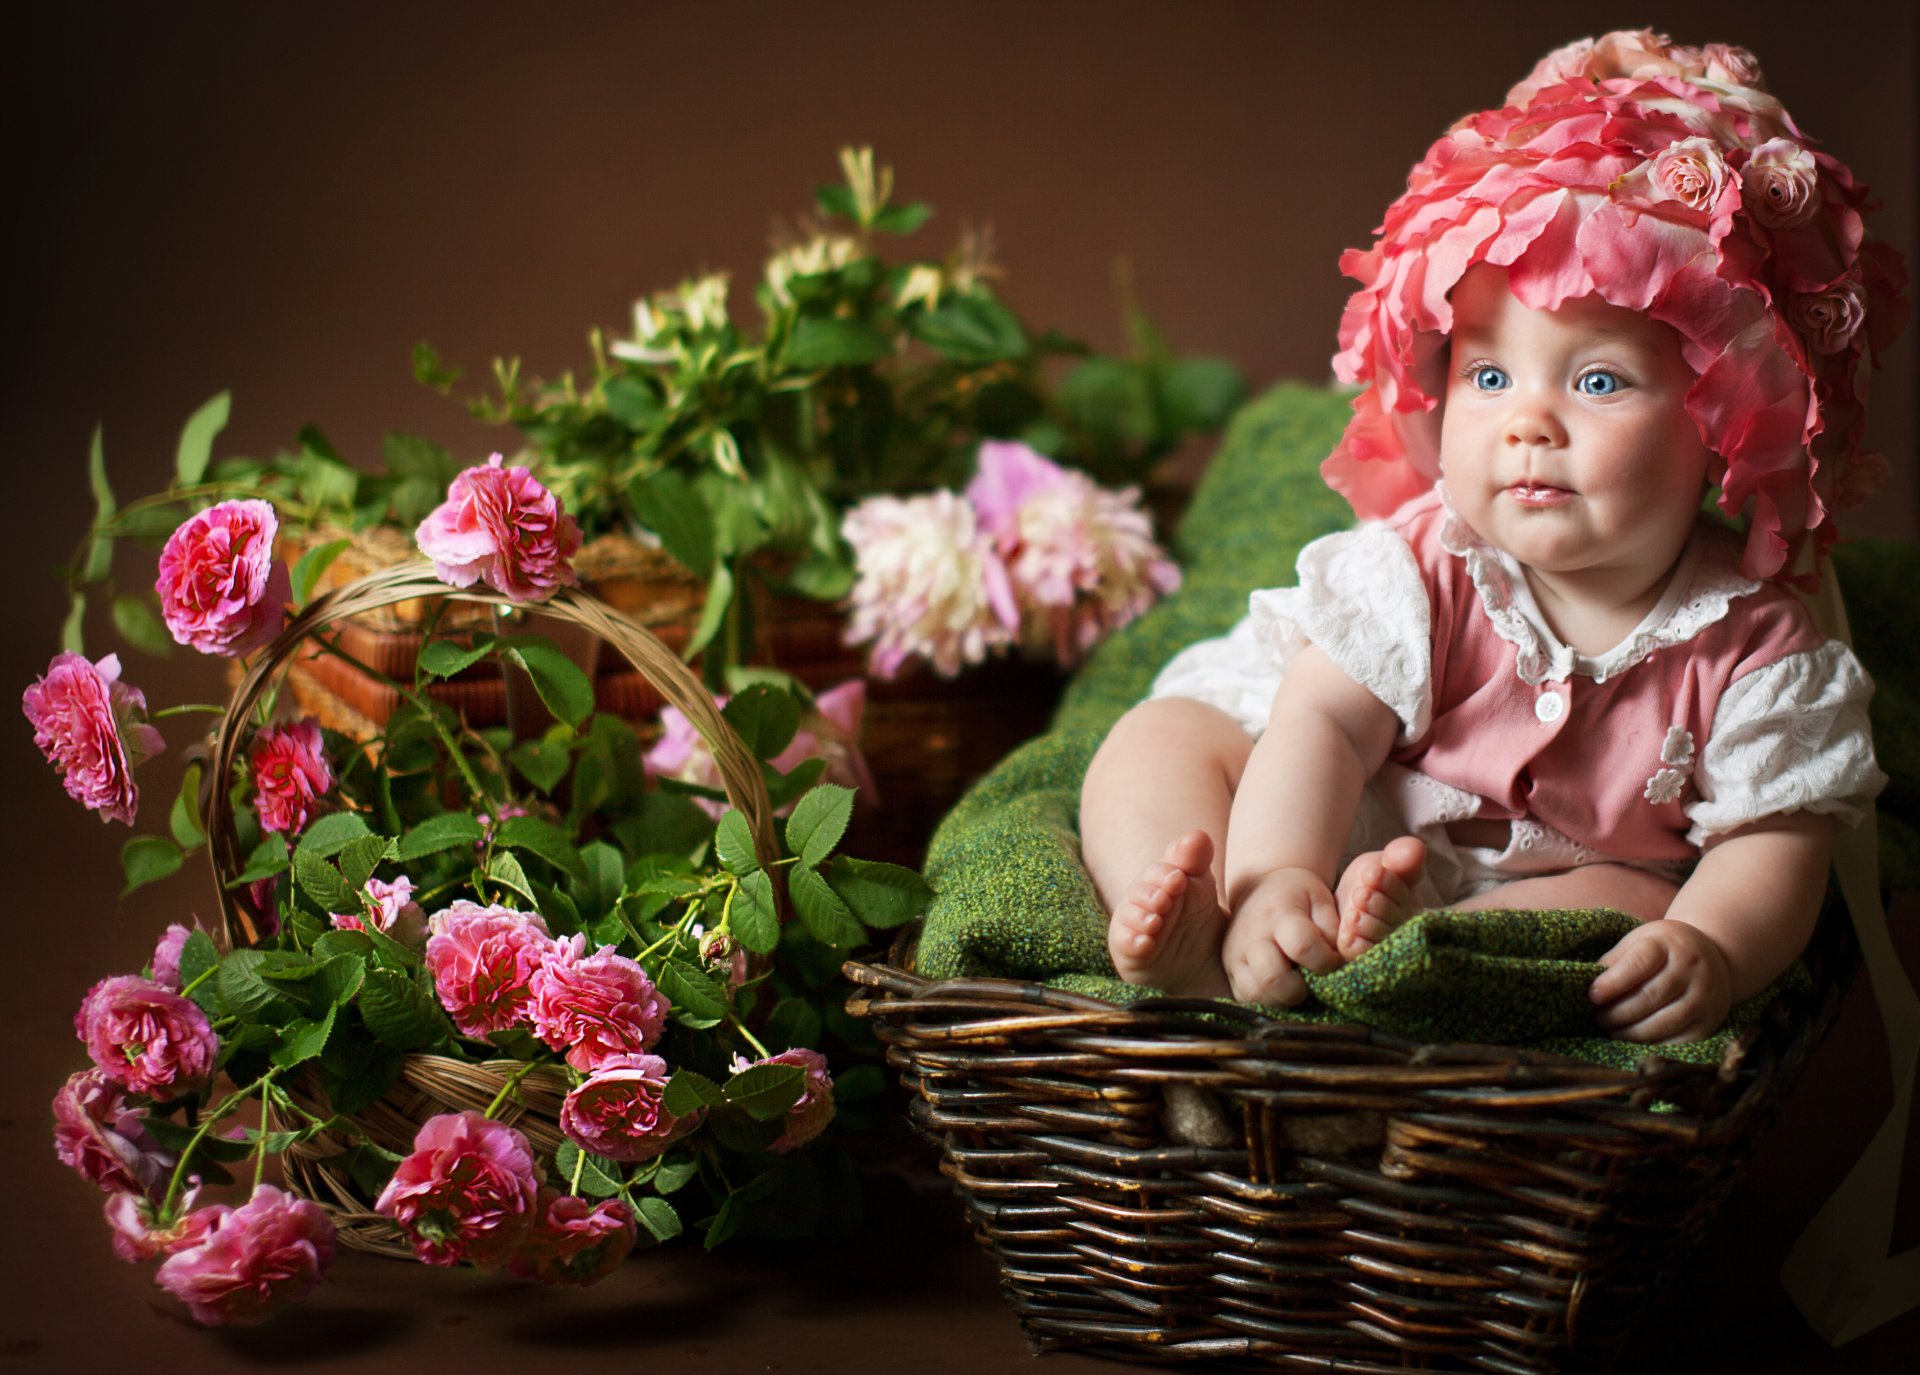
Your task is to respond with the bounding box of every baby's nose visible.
[1504,400,1567,448]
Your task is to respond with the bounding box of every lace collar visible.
[1433,485,1763,685]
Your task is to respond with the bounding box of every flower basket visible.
[202,564,786,1258]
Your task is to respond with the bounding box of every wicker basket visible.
[202,562,784,1258]
[843,908,1856,1374]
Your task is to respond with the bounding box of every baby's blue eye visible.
[1577,370,1623,396]
[1471,365,1510,392]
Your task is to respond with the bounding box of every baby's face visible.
[1438,264,1714,596]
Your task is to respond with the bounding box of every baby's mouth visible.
[1505,481,1574,507]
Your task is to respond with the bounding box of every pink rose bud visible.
[149,921,200,991]
[155,1184,336,1326]
[249,718,332,837]
[105,1187,227,1263]
[375,1111,542,1267]
[559,1054,698,1163]
[423,901,556,1037]
[155,498,291,658]
[506,1189,637,1286]
[1792,280,1868,355]
[330,875,426,947]
[697,928,749,992]
[1701,42,1764,88]
[75,975,218,1099]
[731,1047,836,1153]
[528,936,670,1072]
[414,453,583,603]
[1648,137,1730,213]
[1742,139,1819,229]
[51,1068,175,1196]
[22,651,165,825]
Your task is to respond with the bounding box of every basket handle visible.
[203,561,782,949]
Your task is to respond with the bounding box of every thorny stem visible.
[731,1017,770,1060]
[483,1060,543,1120]
[569,1143,588,1197]
[178,966,217,1000]
[153,703,227,719]
[160,1067,282,1220]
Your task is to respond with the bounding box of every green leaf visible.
[785,784,854,868]
[311,929,373,963]
[784,316,891,370]
[296,811,374,857]
[651,1155,700,1195]
[325,1141,405,1199]
[486,850,537,906]
[602,374,664,430]
[174,391,231,488]
[229,833,290,886]
[826,856,933,929]
[313,952,367,1008]
[658,960,730,1030]
[217,949,294,1020]
[60,591,86,654]
[508,738,571,793]
[724,1062,806,1121]
[765,997,823,1052]
[292,850,357,915]
[572,841,625,922]
[397,812,484,860]
[120,835,184,898]
[814,183,858,221]
[662,1070,728,1117]
[682,561,734,663]
[732,870,778,954]
[83,424,115,583]
[494,815,588,881]
[178,929,221,1010]
[633,1196,684,1244]
[627,469,714,578]
[358,968,448,1050]
[418,636,494,680]
[763,756,827,812]
[554,1141,625,1199]
[111,594,174,658]
[910,296,1028,363]
[834,1063,886,1103]
[872,201,932,235]
[1159,356,1247,434]
[714,810,760,877]
[504,637,595,730]
[271,1004,337,1069]
[721,685,800,762]
[170,762,207,850]
[790,863,864,948]
[336,834,395,892]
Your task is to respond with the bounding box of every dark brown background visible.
[3,3,1914,1372]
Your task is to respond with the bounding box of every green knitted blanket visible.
[916,383,1919,1070]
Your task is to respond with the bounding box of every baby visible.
[1082,30,1904,1043]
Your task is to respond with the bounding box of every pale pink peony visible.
[415,453,582,603]
[423,901,556,1037]
[150,922,198,991]
[1647,137,1730,213]
[75,975,217,1099]
[249,718,331,837]
[105,1187,226,1263]
[1743,139,1820,229]
[528,935,670,1071]
[643,679,879,817]
[155,1184,336,1326]
[155,499,291,657]
[969,442,1181,668]
[559,1053,698,1162]
[330,874,426,947]
[841,490,1019,679]
[51,1069,175,1195]
[22,651,165,825]
[731,1047,836,1153]
[506,1189,637,1285]
[1792,279,1868,354]
[375,1111,542,1267]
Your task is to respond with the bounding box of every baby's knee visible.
[1100,697,1251,763]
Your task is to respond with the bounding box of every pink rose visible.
[1701,42,1764,88]
[1648,137,1730,213]
[155,1184,336,1326]
[249,718,331,837]
[330,874,426,947]
[559,1053,698,1163]
[75,975,217,1098]
[732,1047,835,1153]
[1742,139,1819,229]
[375,1111,542,1267]
[529,936,669,1072]
[149,922,198,991]
[51,1069,175,1195]
[506,1189,637,1285]
[643,679,878,817]
[414,454,582,603]
[105,1187,226,1263]
[22,651,165,825]
[1793,280,1868,355]
[155,499,291,657]
[424,901,555,1037]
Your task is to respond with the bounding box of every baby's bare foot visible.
[1335,836,1427,960]
[1108,830,1230,997]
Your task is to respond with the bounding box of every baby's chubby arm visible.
[1220,645,1402,1004]
[1590,812,1833,1043]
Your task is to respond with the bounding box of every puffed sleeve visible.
[1147,523,1431,741]
[1686,640,1887,845]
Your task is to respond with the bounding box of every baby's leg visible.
[1082,698,1251,997]
[1449,864,1679,922]
[1334,836,1429,959]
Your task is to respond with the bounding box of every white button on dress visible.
[1535,691,1565,724]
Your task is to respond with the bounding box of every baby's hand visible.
[1221,868,1343,1005]
[1589,919,1732,1044]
